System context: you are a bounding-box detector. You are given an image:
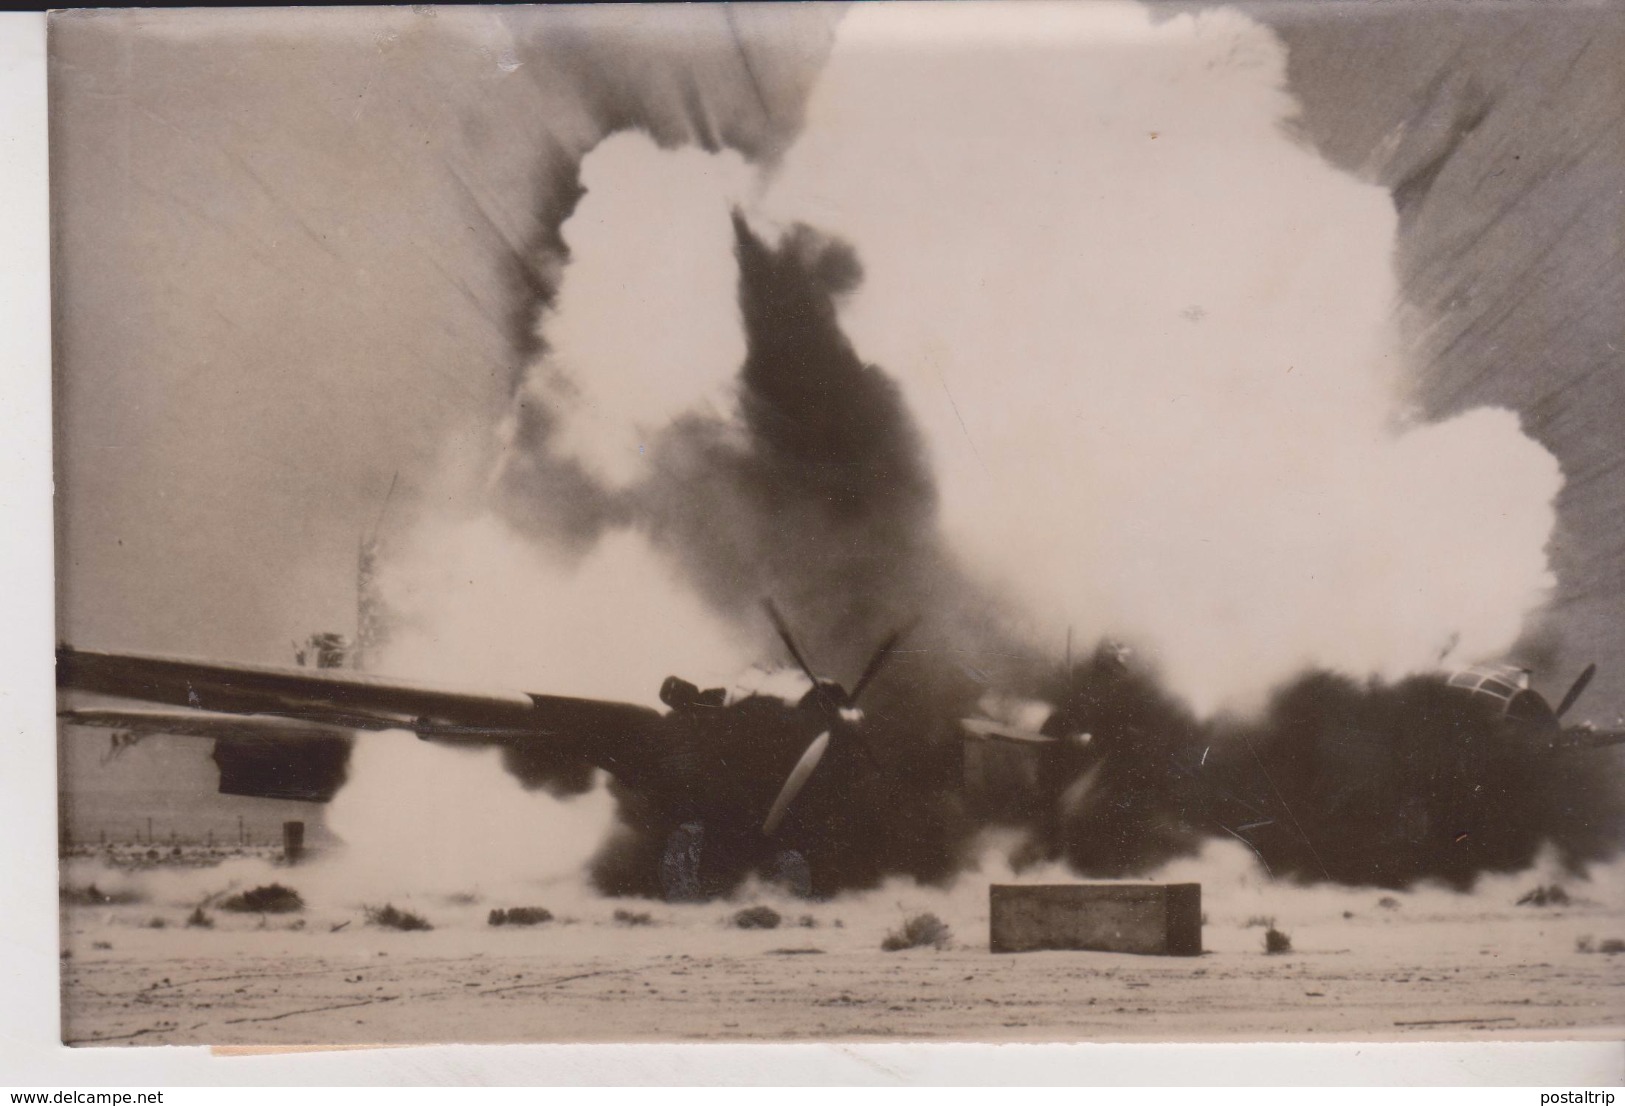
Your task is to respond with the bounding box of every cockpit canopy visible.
[1446,664,1531,705]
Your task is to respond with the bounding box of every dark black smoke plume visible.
[637,214,958,666]
[1013,653,1625,890]
[582,215,1033,896]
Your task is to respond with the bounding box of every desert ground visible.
[58,844,1625,1047]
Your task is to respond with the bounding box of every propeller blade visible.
[847,618,918,706]
[1555,663,1598,719]
[762,599,823,691]
[1057,758,1108,820]
[763,730,831,836]
[960,718,1059,745]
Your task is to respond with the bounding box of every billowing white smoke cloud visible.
[757,1,1562,711]
[375,509,750,705]
[525,130,756,487]
[329,488,752,892]
[314,134,771,891]
[319,730,617,901]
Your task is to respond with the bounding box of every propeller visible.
[763,731,830,836]
[848,618,918,706]
[759,600,916,835]
[1555,663,1597,720]
[763,599,836,712]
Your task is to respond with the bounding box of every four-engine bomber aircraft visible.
[58,593,1625,899]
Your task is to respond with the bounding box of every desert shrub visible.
[1377,897,1400,910]
[1264,926,1292,954]
[185,906,213,929]
[1577,935,1595,953]
[733,905,782,930]
[219,884,304,914]
[613,908,654,927]
[1600,938,1625,956]
[145,916,167,929]
[488,906,553,927]
[798,914,817,929]
[364,904,432,931]
[882,912,951,951]
[1516,885,1571,907]
[60,882,144,906]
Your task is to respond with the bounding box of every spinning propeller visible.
[1554,663,1597,721]
[760,600,915,835]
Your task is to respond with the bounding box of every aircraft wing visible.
[60,706,355,743]
[58,646,667,802]
[1565,725,1625,750]
[57,645,661,741]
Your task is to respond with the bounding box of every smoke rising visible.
[345,1,1617,899]
[761,1,1563,713]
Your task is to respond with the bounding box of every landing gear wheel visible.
[769,848,813,899]
[660,822,707,903]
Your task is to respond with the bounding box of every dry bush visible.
[1600,938,1625,956]
[145,916,167,929]
[613,908,654,927]
[882,912,951,951]
[1377,896,1401,910]
[488,906,553,927]
[186,906,214,929]
[733,905,782,930]
[219,884,304,914]
[1264,926,1292,954]
[364,904,433,931]
[60,882,144,906]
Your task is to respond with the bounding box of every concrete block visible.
[990,883,1202,955]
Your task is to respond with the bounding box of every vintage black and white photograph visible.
[48,1,1625,1047]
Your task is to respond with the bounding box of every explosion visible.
[355,1,1618,898]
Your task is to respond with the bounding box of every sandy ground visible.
[59,864,1625,1047]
